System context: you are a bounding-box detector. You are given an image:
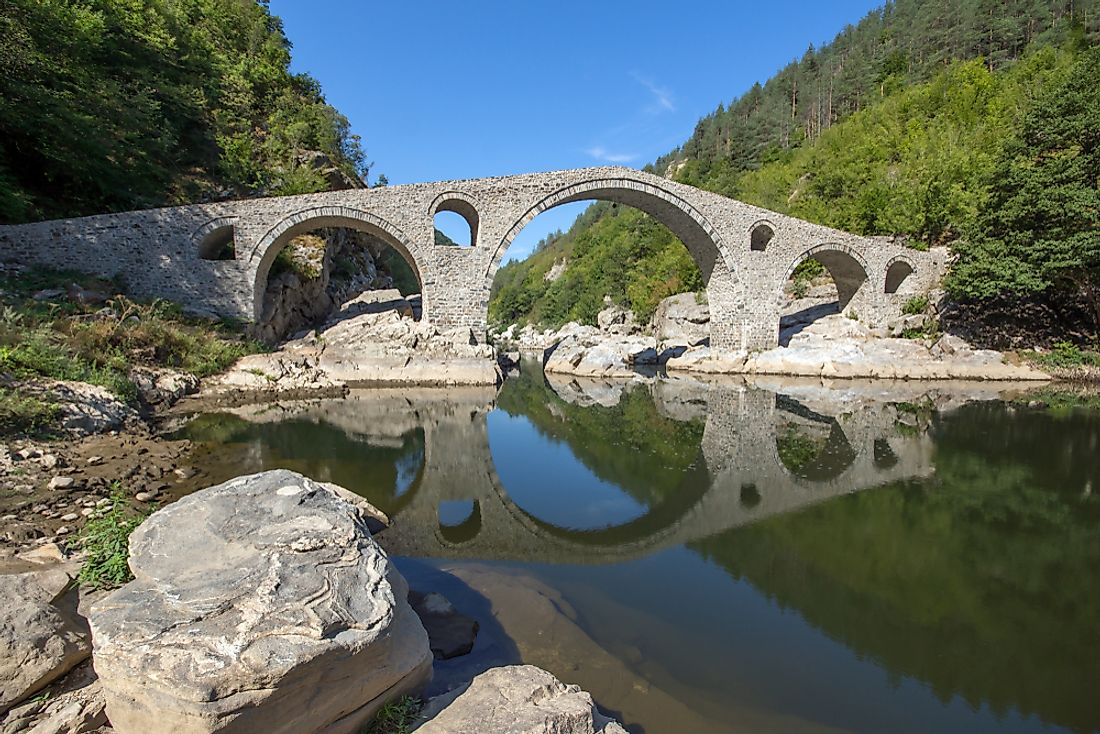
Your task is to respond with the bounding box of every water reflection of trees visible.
[692,401,1100,734]
[496,367,706,508]
[178,412,426,514]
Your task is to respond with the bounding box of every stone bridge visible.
[223,377,936,565]
[0,167,945,351]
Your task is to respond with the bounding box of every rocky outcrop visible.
[0,566,90,713]
[415,665,627,734]
[212,290,501,393]
[128,367,199,408]
[651,292,709,352]
[21,381,136,436]
[258,228,400,344]
[88,469,431,734]
[668,315,1050,380]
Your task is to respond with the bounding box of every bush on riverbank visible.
[0,266,263,434]
[77,487,152,590]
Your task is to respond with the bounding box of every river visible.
[173,363,1100,734]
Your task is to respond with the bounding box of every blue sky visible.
[271,0,883,261]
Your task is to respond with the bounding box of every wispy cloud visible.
[584,146,639,164]
[632,73,675,114]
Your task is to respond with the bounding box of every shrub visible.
[0,388,59,436]
[902,295,929,315]
[77,488,152,590]
[1028,341,1100,369]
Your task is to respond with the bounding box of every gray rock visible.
[409,591,479,660]
[88,469,431,734]
[0,569,91,714]
[414,665,627,734]
[129,367,200,407]
[650,293,709,352]
[0,663,106,734]
[24,381,136,436]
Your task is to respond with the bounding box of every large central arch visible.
[485,177,737,295]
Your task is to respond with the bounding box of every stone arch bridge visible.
[0,167,945,351]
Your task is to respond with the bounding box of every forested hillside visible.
[490,0,1100,343]
[0,0,370,223]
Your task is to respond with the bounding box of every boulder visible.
[409,591,479,660]
[595,301,638,335]
[0,568,90,714]
[415,665,627,734]
[129,366,200,407]
[88,470,431,734]
[543,335,658,378]
[23,381,136,436]
[650,293,709,351]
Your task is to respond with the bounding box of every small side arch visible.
[429,191,480,248]
[884,257,916,294]
[248,206,422,322]
[749,220,775,251]
[782,243,870,310]
[193,216,238,260]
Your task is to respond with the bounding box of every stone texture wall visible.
[0,166,945,351]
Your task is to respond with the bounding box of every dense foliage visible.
[0,0,369,223]
[490,0,1100,340]
[490,203,701,326]
[947,46,1100,321]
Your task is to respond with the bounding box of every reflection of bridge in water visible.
[230,374,941,564]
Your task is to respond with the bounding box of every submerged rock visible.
[409,591,479,660]
[415,665,627,734]
[88,469,431,734]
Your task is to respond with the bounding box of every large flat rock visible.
[88,469,431,734]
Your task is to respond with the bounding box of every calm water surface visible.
[176,365,1100,734]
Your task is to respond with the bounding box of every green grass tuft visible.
[362,696,422,734]
[76,488,153,590]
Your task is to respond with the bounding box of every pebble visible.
[40,453,59,469]
[87,455,104,465]
[0,514,16,522]
[48,476,75,490]
[95,498,111,507]
[56,526,71,535]
[61,513,79,522]
[134,492,154,503]
[80,508,95,517]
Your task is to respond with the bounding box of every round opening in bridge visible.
[257,224,422,344]
[198,224,235,260]
[750,222,774,251]
[438,500,482,544]
[740,483,761,509]
[780,248,869,347]
[432,197,478,248]
[884,260,915,294]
